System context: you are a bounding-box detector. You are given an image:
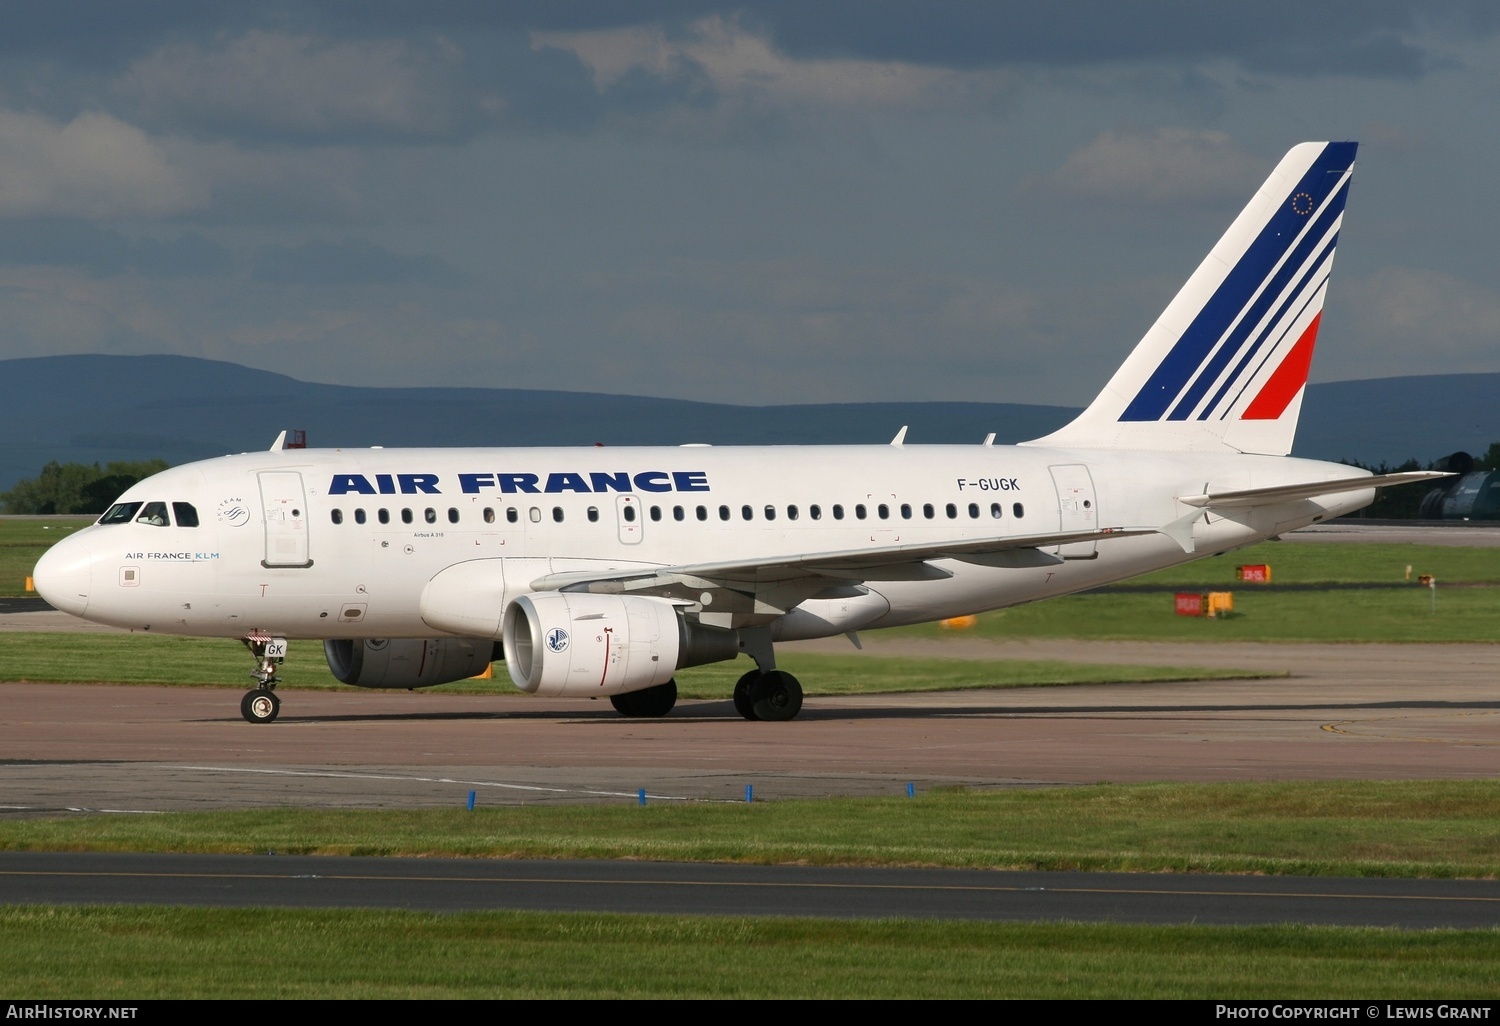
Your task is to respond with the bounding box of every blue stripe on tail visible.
[1119,142,1357,422]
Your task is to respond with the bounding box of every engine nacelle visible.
[323,638,500,689]
[503,592,735,697]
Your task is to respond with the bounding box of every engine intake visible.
[324,637,500,689]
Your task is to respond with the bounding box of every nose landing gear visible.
[240,635,285,724]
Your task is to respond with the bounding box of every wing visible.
[529,526,1157,623]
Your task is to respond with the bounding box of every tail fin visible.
[1024,141,1357,456]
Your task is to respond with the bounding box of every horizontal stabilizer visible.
[1180,471,1450,509]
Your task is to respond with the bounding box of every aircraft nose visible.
[32,533,93,618]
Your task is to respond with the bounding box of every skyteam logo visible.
[216,498,250,528]
[1120,141,1357,426]
[545,628,569,654]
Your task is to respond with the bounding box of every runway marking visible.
[1321,721,1500,745]
[166,765,725,803]
[2,868,1498,904]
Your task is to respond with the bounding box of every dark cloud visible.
[251,238,461,286]
[747,1,1499,77]
[0,219,229,277]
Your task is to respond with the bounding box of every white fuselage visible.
[33,442,1370,643]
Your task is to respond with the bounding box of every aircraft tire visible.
[751,670,802,722]
[733,670,761,721]
[610,679,677,717]
[241,689,280,724]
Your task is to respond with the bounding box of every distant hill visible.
[0,354,1494,492]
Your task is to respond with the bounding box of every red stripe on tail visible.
[1241,312,1321,420]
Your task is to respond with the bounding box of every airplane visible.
[31,140,1444,724]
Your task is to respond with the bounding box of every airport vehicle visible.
[31,141,1440,723]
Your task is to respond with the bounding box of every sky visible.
[1,1,1498,408]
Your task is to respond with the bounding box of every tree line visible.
[1342,442,1500,519]
[0,460,170,515]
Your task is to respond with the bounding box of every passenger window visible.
[137,501,170,527]
[1013,502,1025,518]
[968,503,979,519]
[922,504,934,519]
[552,507,564,522]
[425,508,437,524]
[719,505,730,521]
[623,505,637,523]
[448,508,459,524]
[355,509,367,525]
[673,505,685,522]
[991,503,1003,519]
[901,504,912,519]
[649,506,662,522]
[587,507,599,523]
[855,504,866,520]
[484,508,495,524]
[764,505,777,521]
[809,505,821,521]
[833,504,844,520]
[507,508,519,524]
[379,508,390,524]
[173,502,199,527]
[529,507,541,523]
[401,508,413,524]
[945,503,957,519]
[877,504,889,520]
[99,502,143,525]
[331,509,344,525]
[696,505,708,521]
[787,505,798,521]
[742,505,753,521]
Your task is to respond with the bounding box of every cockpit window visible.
[99,502,143,525]
[136,501,170,527]
[172,502,199,528]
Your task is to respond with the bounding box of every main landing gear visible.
[240,637,284,724]
[733,668,803,722]
[610,679,678,717]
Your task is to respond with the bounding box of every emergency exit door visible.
[259,471,312,567]
[1049,464,1098,559]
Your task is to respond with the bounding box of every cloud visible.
[1034,128,1266,206]
[0,108,204,218]
[751,0,1493,78]
[533,14,1019,121]
[1327,267,1500,377]
[251,239,461,287]
[0,219,229,277]
[115,30,494,144]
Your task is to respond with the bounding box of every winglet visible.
[269,430,287,452]
[890,426,908,447]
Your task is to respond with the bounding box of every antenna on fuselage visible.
[269,430,287,452]
[890,426,908,447]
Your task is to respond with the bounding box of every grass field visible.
[0,516,89,597]
[6,906,1498,998]
[0,632,1269,693]
[6,782,1499,878]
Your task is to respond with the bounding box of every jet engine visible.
[323,637,500,689]
[502,592,737,697]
